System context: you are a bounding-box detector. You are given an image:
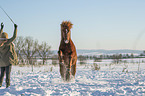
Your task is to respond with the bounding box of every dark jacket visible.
[0,42,18,67]
[0,28,18,67]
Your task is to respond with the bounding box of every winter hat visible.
[1,32,8,39]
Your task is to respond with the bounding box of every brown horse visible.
[58,21,77,81]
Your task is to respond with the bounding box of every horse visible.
[58,21,77,81]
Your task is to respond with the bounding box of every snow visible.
[0,58,145,96]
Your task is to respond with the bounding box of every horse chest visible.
[62,44,72,55]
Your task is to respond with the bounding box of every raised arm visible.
[0,23,4,36]
[6,24,17,44]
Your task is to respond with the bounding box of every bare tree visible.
[14,36,53,68]
[37,42,52,65]
[13,36,25,64]
[22,37,38,65]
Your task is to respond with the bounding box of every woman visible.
[0,22,18,88]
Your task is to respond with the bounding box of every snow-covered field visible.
[0,58,145,96]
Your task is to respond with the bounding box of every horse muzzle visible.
[64,40,69,44]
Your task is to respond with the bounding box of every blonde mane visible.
[61,21,73,29]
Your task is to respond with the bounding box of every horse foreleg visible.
[58,50,64,64]
[65,55,73,81]
[71,63,76,77]
[68,55,73,70]
[58,50,65,80]
[59,64,65,79]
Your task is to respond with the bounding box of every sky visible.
[0,0,145,50]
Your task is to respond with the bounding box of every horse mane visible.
[61,21,73,29]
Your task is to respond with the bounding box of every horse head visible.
[61,21,73,44]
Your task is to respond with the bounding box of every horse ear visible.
[69,23,73,29]
[60,24,63,28]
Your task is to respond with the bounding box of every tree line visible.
[14,36,52,65]
[78,52,145,64]
[14,36,145,65]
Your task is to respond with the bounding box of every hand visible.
[14,24,18,28]
[1,22,4,29]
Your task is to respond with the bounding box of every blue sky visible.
[0,0,145,50]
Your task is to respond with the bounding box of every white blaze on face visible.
[64,29,69,43]
[66,29,68,33]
